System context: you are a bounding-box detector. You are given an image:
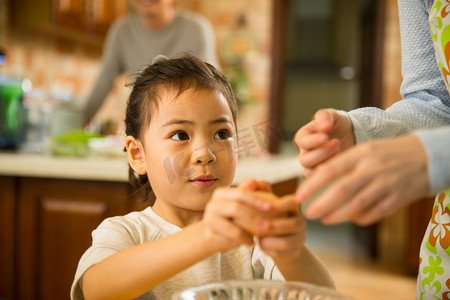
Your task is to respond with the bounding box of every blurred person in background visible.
[82,0,219,126]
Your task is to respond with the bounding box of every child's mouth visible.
[190,175,218,187]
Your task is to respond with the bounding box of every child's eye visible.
[214,129,232,140]
[170,131,190,141]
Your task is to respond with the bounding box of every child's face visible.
[130,88,237,223]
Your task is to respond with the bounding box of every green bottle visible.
[0,75,26,149]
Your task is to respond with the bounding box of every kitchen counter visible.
[0,152,303,184]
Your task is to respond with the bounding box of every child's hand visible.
[237,178,272,192]
[258,195,306,262]
[238,179,306,261]
[201,187,275,253]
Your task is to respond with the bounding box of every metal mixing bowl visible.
[171,279,352,300]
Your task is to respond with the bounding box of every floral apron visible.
[416,2,450,299]
[418,191,450,299]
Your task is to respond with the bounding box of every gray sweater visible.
[82,10,218,122]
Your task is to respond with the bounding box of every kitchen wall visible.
[1,0,273,154]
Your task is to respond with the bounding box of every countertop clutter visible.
[0,152,303,184]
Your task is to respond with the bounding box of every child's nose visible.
[191,143,216,165]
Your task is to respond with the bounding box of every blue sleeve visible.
[415,126,450,193]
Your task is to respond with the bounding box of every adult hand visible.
[295,134,429,226]
[294,109,355,177]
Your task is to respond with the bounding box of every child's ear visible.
[125,136,147,175]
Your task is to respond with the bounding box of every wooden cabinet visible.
[0,177,16,299]
[0,176,144,300]
[53,0,89,31]
[53,0,128,35]
[8,0,128,47]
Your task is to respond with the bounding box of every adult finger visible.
[319,181,389,225]
[319,135,429,225]
[302,172,369,219]
[298,138,340,169]
[350,193,399,226]
[349,169,427,226]
[295,149,360,204]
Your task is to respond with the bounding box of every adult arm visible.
[415,126,450,193]
[348,0,450,144]
[347,0,450,193]
[295,0,450,224]
[82,20,124,125]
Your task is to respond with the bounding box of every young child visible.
[71,54,334,300]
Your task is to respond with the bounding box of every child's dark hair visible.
[125,54,238,205]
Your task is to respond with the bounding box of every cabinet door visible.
[89,0,128,35]
[0,177,15,299]
[16,178,132,300]
[53,0,88,31]
[53,0,128,35]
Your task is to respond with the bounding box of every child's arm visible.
[259,195,335,289]
[81,188,274,300]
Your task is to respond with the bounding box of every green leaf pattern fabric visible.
[418,191,450,299]
[430,1,450,95]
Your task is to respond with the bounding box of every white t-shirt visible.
[70,207,284,300]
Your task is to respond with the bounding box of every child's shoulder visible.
[93,207,180,244]
[98,206,155,230]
